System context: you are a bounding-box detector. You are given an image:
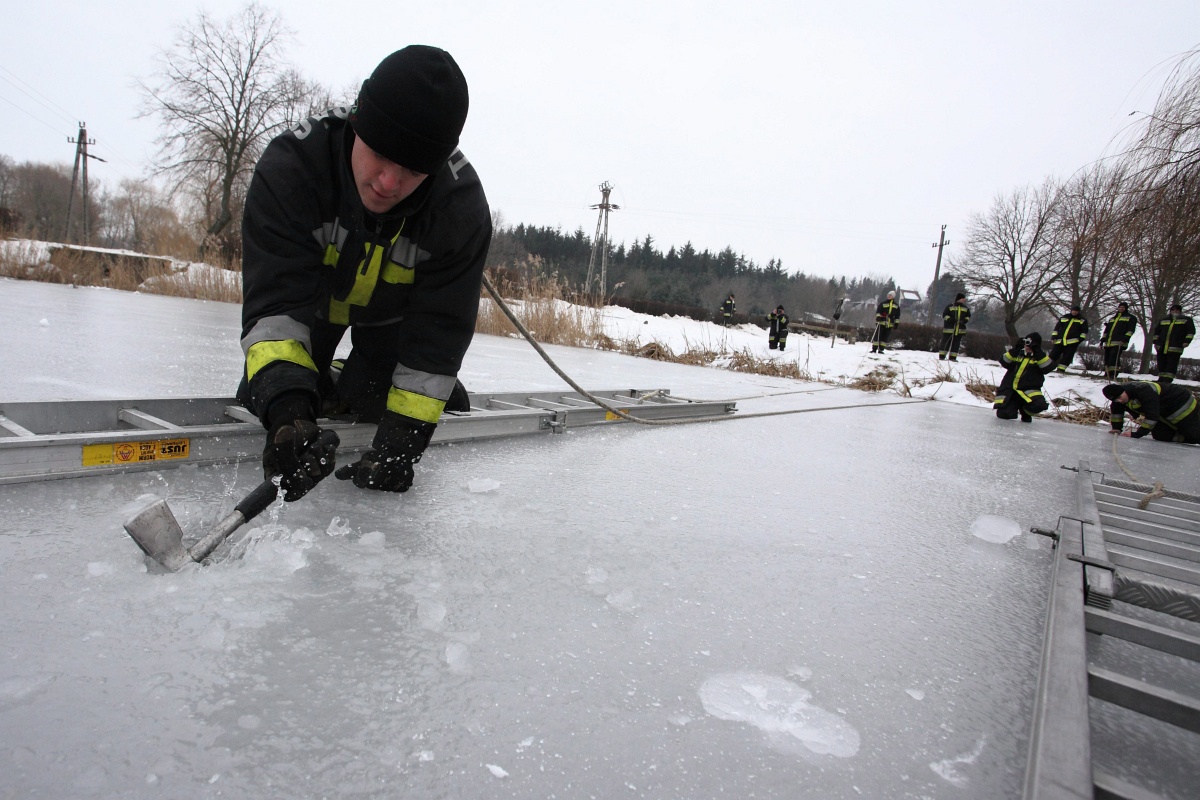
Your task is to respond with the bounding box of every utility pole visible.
[64,122,106,245]
[925,225,950,328]
[585,181,619,299]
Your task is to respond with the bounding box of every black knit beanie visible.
[349,46,469,174]
[1102,384,1125,401]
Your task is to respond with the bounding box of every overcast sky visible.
[2,1,1197,292]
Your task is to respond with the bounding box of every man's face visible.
[351,137,428,214]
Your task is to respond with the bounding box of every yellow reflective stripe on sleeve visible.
[386,387,446,424]
[246,340,317,381]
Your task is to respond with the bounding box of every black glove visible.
[262,395,340,502]
[335,412,435,493]
[1130,426,1150,439]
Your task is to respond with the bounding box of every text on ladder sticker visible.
[82,438,191,467]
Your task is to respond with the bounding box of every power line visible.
[0,64,78,126]
[0,91,72,140]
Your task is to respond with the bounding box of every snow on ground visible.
[593,303,1194,422]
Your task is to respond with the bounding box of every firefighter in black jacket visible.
[1152,303,1196,383]
[872,291,900,354]
[237,46,491,501]
[1100,302,1139,380]
[1103,381,1200,443]
[720,294,736,327]
[767,306,789,351]
[993,332,1054,422]
[1048,305,1089,373]
[939,292,970,361]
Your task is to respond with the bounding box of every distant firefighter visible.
[767,305,790,351]
[872,291,900,354]
[1103,381,1200,444]
[1152,303,1195,384]
[720,293,736,327]
[1048,305,1089,373]
[939,293,970,361]
[993,333,1054,422]
[1100,302,1139,380]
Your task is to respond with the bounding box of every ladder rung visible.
[223,405,259,424]
[0,414,35,437]
[119,408,183,431]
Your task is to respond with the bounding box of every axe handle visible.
[189,480,279,563]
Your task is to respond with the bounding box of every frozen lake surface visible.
[2,279,1196,799]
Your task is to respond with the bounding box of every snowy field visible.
[1,277,1197,799]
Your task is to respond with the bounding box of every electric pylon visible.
[585,181,619,299]
[64,122,106,245]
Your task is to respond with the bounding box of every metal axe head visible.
[123,499,193,572]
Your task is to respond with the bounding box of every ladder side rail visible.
[1079,460,1116,605]
[1022,515,1094,800]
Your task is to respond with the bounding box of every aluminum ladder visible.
[0,389,736,485]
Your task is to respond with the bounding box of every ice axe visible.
[123,479,279,571]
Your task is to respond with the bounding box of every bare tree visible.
[950,180,1062,341]
[1129,47,1200,182]
[99,179,187,253]
[1110,46,1200,368]
[11,161,75,239]
[1118,172,1200,369]
[1046,162,1128,321]
[138,3,319,251]
[0,154,15,208]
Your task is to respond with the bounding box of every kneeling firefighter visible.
[237,46,491,501]
[993,332,1054,422]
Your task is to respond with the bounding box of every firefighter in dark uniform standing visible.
[720,293,736,327]
[1100,302,1139,381]
[993,332,1054,422]
[766,305,789,351]
[872,291,900,354]
[1103,381,1200,443]
[237,46,491,501]
[1048,305,1088,373]
[1152,303,1195,383]
[939,292,970,361]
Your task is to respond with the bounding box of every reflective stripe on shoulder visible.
[246,339,317,380]
[386,387,446,424]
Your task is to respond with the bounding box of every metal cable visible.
[480,272,924,427]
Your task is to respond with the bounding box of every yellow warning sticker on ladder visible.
[82,438,190,467]
[604,409,630,421]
